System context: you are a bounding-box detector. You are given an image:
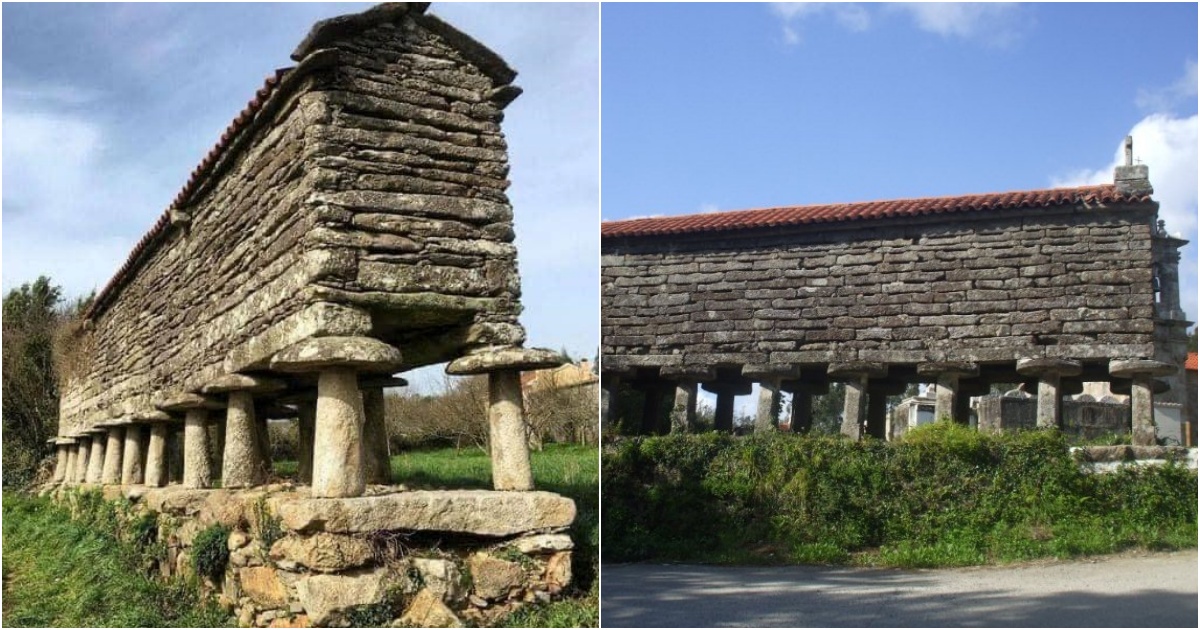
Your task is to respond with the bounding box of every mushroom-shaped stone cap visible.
[359,375,409,389]
[54,437,76,445]
[1016,358,1082,378]
[1109,359,1176,379]
[1109,378,1170,396]
[828,361,888,379]
[270,336,403,374]
[700,380,753,396]
[131,408,173,423]
[660,366,717,381]
[916,361,980,378]
[446,347,565,375]
[157,392,224,412]
[201,373,287,395]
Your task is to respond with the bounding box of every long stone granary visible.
[53,3,563,496]
[601,139,1191,446]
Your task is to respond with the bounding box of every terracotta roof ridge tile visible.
[602,183,1152,239]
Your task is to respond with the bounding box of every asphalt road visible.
[601,550,1198,627]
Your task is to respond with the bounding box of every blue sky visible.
[2,2,599,393]
[602,2,1197,418]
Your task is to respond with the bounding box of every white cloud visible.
[770,2,1024,46]
[700,203,721,214]
[1051,114,1199,324]
[770,3,872,44]
[1136,59,1198,113]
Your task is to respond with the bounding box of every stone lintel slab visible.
[202,373,287,394]
[916,362,980,378]
[1016,358,1082,378]
[132,409,174,423]
[269,490,576,537]
[658,366,715,381]
[157,392,224,412]
[1109,359,1176,379]
[446,347,563,375]
[223,302,374,374]
[741,364,803,380]
[828,362,887,379]
[270,336,403,374]
[780,379,829,395]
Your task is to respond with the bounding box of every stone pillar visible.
[268,336,404,497]
[782,379,827,434]
[122,424,145,485]
[444,346,563,492]
[866,390,889,440]
[297,402,315,484]
[209,422,225,477]
[1110,360,1177,446]
[487,369,534,491]
[754,378,782,433]
[201,374,285,489]
[183,409,213,488]
[669,381,698,434]
[362,387,392,484]
[168,427,184,484]
[702,380,751,433]
[62,445,74,484]
[1016,359,1082,429]
[75,438,91,484]
[52,444,67,483]
[829,363,887,441]
[917,362,980,424]
[102,427,124,484]
[639,385,668,435]
[601,375,621,435]
[144,423,169,487]
[224,391,265,489]
[85,432,106,484]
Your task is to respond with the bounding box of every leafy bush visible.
[192,523,232,583]
[602,423,1197,567]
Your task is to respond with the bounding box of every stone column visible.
[702,381,752,433]
[62,445,75,484]
[168,427,185,484]
[638,384,669,435]
[52,444,67,483]
[445,346,564,492]
[85,432,106,484]
[917,362,980,424]
[144,423,169,487]
[601,375,621,435]
[102,427,124,484]
[1016,359,1082,429]
[75,438,91,484]
[269,336,405,498]
[782,379,828,434]
[867,380,908,440]
[829,362,887,441]
[754,378,782,433]
[183,409,213,488]
[122,424,145,485]
[297,402,315,484]
[360,387,389,484]
[488,369,534,491]
[668,380,698,434]
[1110,360,1176,446]
[202,374,285,489]
[209,422,225,477]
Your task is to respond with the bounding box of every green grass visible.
[2,492,228,627]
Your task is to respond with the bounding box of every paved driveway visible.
[602,550,1198,627]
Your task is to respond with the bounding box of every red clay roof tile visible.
[1187,352,1197,372]
[601,184,1152,239]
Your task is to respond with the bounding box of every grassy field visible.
[3,443,598,628]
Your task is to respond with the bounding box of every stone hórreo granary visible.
[50,2,566,496]
[601,138,1190,446]
[47,5,580,624]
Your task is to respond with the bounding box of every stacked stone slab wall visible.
[50,484,574,627]
[57,3,526,437]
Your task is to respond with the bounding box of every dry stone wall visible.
[602,206,1160,372]
[59,3,526,437]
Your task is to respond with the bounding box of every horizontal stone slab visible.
[269,490,575,537]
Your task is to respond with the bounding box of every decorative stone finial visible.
[1114,135,1153,196]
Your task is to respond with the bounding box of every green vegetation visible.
[603,423,1198,568]
[192,524,232,584]
[2,492,226,627]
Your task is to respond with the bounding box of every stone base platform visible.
[47,484,577,627]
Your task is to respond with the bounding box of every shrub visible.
[192,523,232,583]
[602,423,1197,566]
